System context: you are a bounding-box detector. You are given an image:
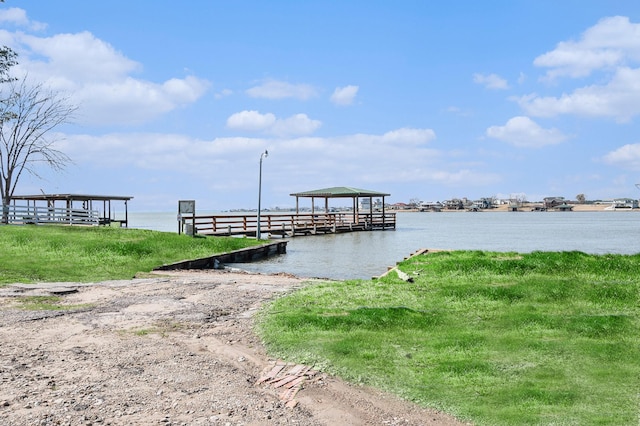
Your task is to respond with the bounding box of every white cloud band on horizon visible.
[55,125,499,195]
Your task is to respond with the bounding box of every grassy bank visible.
[257,250,640,425]
[0,225,261,284]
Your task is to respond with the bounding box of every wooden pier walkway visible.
[187,212,396,237]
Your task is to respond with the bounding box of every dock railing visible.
[191,212,395,237]
[2,204,100,226]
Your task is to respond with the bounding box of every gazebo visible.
[290,186,390,224]
[8,193,133,226]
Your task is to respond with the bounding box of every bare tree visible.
[576,193,586,204]
[0,77,76,222]
[409,197,421,208]
[509,192,528,207]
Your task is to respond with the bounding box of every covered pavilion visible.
[290,186,390,224]
[9,193,133,226]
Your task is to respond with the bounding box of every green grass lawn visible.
[0,224,261,284]
[256,250,640,425]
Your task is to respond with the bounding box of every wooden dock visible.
[187,212,396,237]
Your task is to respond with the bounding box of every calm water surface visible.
[130,211,640,280]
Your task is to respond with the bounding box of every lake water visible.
[129,211,640,280]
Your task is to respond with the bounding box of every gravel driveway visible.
[0,270,465,426]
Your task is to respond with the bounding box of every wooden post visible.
[353,197,358,224]
[382,196,386,229]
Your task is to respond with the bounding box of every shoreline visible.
[394,204,636,213]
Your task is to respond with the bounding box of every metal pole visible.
[257,150,268,240]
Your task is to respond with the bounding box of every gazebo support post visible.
[353,197,357,224]
[382,196,386,229]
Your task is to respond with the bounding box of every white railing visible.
[1,204,100,226]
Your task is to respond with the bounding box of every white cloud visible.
[445,106,473,117]
[534,16,640,80]
[517,72,526,84]
[517,67,640,122]
[381,128,436,145]
[18,31,141,83]
[214,88,233,99]
[269,113,321,137]
[330,85,359,105]
[486,116,569,148]
[245,79,317,100]
[1,12,209,126]
[227,110,321,137]
[0,7,46,31]
[518,16,640,121]
[72,75,209,125]
[227,111,276,132]
[161,76,208,103]
[473,73,509,90]
[603,143,640,171]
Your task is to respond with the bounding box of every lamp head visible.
[264,150,268,157]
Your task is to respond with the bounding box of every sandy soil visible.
[0,269,466,426]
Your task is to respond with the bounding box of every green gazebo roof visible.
[290,186,390,198]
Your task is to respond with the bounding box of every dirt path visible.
[0,270,466,425]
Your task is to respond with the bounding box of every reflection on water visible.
[129,211,640,280]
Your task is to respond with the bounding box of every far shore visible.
[394,203,637,213]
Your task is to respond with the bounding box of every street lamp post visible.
[257,150,268,240]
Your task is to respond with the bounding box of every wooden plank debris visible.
[256,361,319,408]
[255,362,286,385]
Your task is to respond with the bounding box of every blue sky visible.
[2,1,640,211]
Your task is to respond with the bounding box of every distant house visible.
[543,197,565,209]
[554,203,574,212]
[390,202,412,210]
[444,199,464,210]
[471,198,495,210]
[611,198,639,209]
[419,201,443,212]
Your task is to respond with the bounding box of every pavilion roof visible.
[290,186,390,198]
[10,193,133,202]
